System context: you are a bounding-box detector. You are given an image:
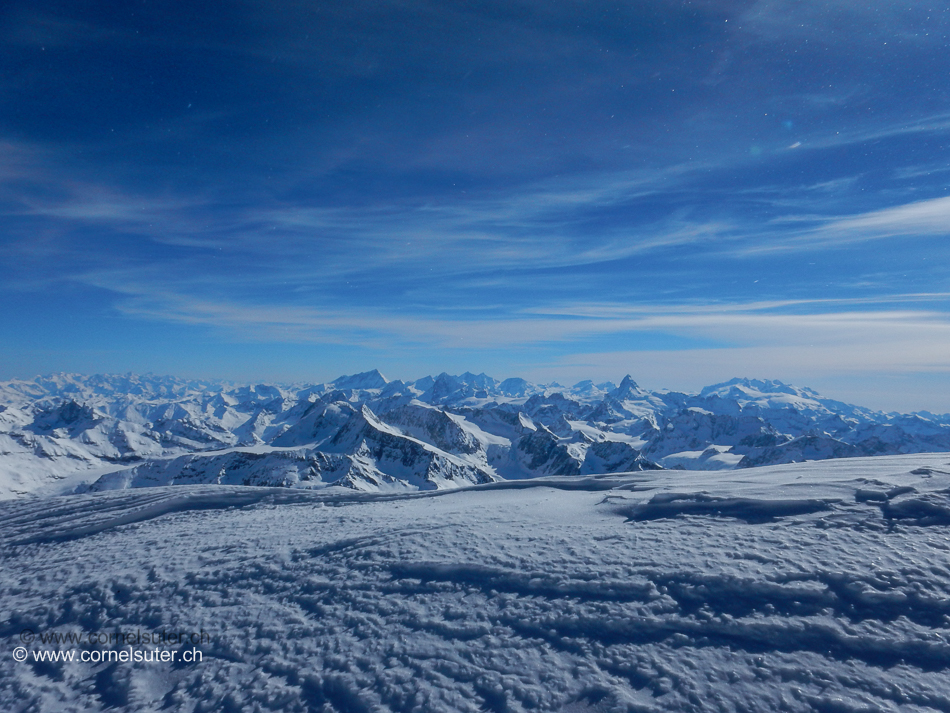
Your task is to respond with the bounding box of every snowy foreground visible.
[3,453,950,712]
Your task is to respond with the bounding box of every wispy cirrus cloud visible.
[88,271,950,356]
[737,0,948,46]
[5,154,949,312]
[729,194,950,255]
[827,195,950,237]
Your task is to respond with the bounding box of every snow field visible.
[2,454,950,712]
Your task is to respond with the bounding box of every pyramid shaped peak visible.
[610,375,647,399]
[332,369,388,390]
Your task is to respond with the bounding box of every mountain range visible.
[1,370,948,498]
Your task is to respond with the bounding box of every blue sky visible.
[2,0,950,411]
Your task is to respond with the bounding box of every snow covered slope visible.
[1,372,948,498]
[2,453,950,712]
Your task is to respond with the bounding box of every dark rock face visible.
[737,434,861,468]
[583,441,661,474]
[29,400,100,435]
[516,426,582,476]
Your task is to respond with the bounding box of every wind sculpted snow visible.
[3,454,950,712]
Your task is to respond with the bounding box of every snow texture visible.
[3,453,950,712]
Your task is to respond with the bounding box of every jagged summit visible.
[29,399,100,434]
[457,372,498,390]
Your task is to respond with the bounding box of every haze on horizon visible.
[1,1,949,413]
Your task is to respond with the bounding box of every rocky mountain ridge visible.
[1,371,948,498]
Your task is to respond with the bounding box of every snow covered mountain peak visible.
[498,377,534,397]
[700,377,804,399]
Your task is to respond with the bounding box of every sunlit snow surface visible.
[3,453,950,712]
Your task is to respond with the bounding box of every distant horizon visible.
[4,368,948,417]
